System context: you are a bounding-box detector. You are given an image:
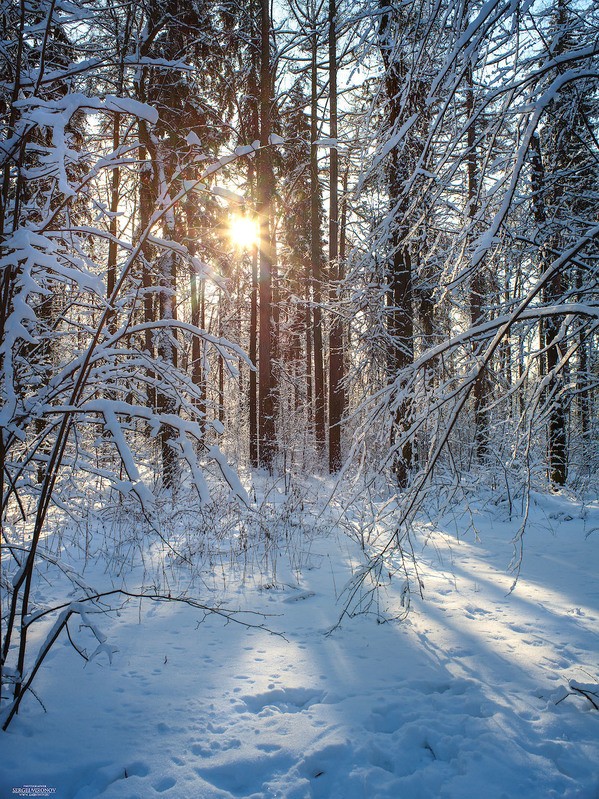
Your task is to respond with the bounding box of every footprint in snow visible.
[152,776,176,793]
[256,743,282,753]
[283,590,316,603]
[240,687,326,714]
[464,604,492,618]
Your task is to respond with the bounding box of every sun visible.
[229,214,258,249]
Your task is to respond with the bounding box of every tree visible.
[0,0,254,724]
[309,1,327,458]
[375,0,437,486]
[532,0,599,485]
[328,0,344,472]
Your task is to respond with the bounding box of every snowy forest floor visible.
[1,482,598,799]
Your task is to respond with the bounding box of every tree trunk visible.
[466,62,488,462]
[249,242,259,467]
[530,132,567,486]
[137,122,157,413]
[380,7,414,488]
[328,0,343,473]
[156,243,178,488]
[106,112,120,335]
[186,202,206,439]
[257,0,276,469]
[311,24,326,458]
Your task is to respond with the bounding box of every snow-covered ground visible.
[1,488,598,799]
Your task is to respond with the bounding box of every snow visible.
[212,186,245,205]
[185,132,202,147]
[1,488,597,798]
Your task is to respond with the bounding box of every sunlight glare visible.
[229,215,258,249]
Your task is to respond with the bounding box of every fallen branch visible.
[569,680,599,710]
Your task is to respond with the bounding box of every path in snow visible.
[0,494,597,798]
